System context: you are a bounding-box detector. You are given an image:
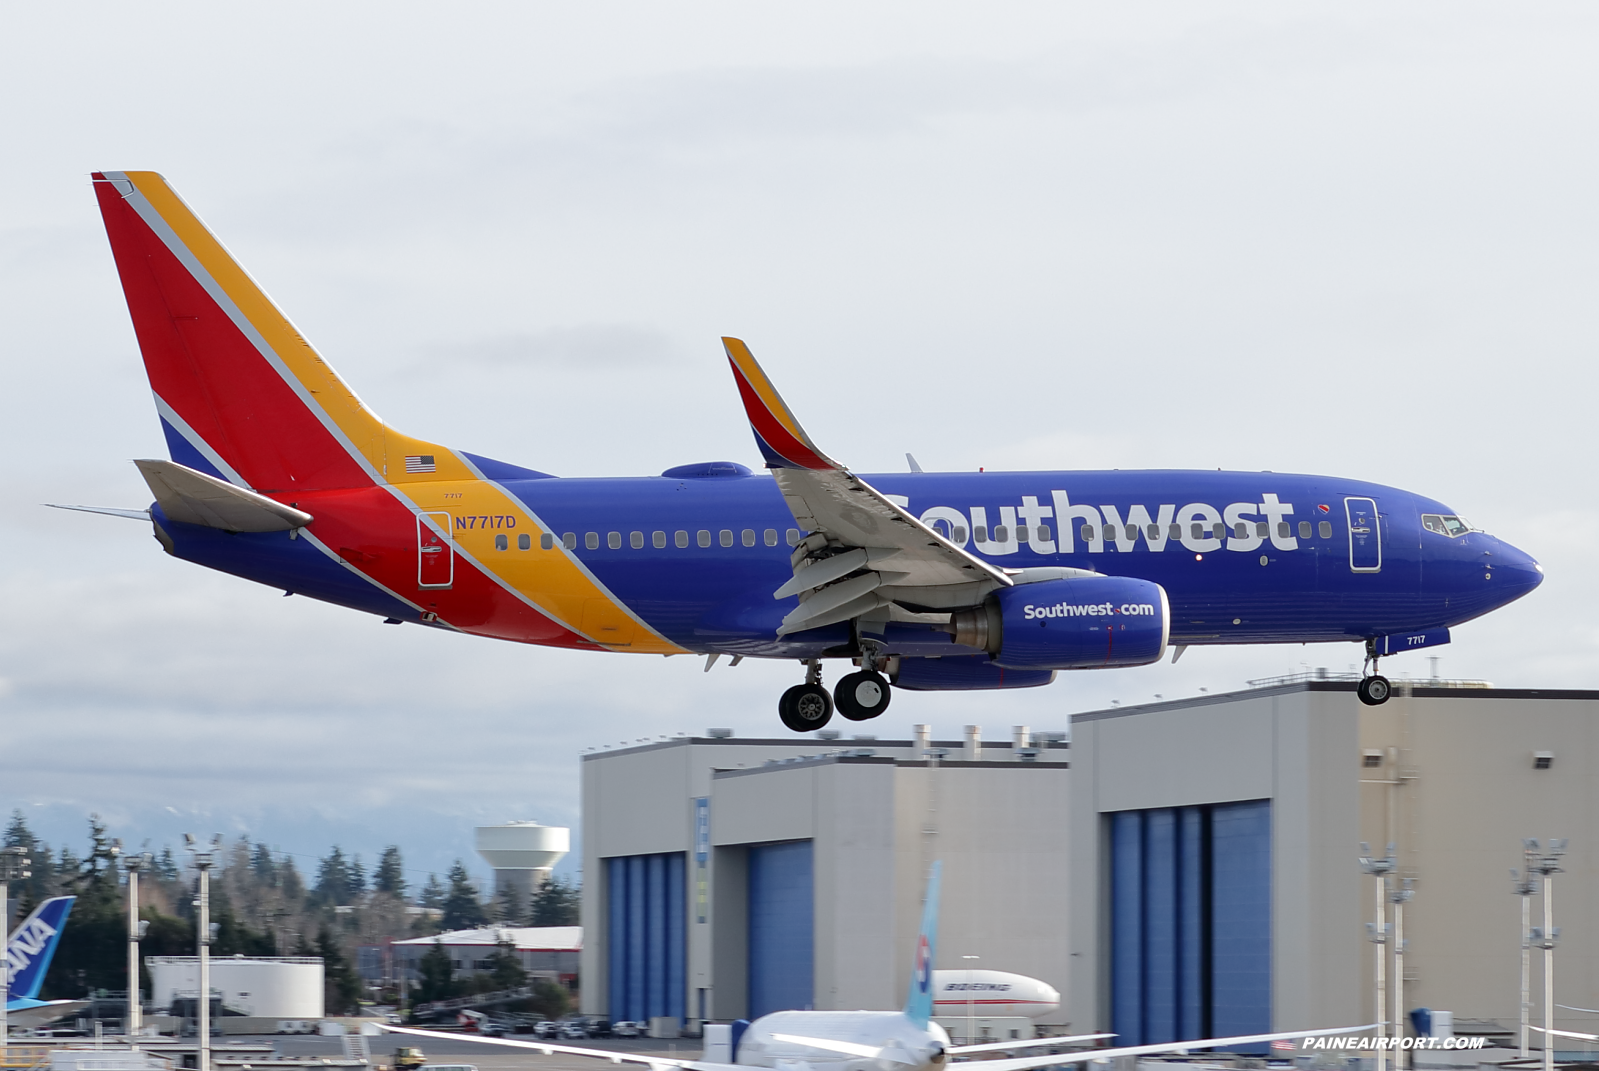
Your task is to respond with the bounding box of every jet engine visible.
[891,654,1055,691]
[948,576,1169,670]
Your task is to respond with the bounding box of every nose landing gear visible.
[779,659,834,732]
[1357,640,1392,706]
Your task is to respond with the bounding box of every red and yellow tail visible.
[92,171,462,492]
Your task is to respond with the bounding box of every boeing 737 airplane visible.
[5,897,82,1029]
[70,172,1543,732]
[384,864,1373,1069]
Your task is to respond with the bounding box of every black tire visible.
[779,683,834,732]
[835,670,892,721]
[1357,675,1392,706]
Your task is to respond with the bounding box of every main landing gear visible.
[778,654,894,732]
[1357,640,1392,706]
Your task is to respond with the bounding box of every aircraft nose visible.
[1489,538,1543,602]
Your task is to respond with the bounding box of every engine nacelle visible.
[950,576,1170,670]
[891,654,1055,691]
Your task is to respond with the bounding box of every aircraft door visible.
[1345,497,1381,573]
[418,512,454,588]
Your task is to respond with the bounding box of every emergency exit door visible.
[1344,497,1381,573]
[417,512,454,588]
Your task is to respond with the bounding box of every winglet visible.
[722,339,838,471]
[904,861,941,1028]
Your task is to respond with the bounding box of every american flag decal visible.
[404,455,436,474]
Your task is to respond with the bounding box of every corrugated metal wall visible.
[747,840,814,1017]
[606,852,686,1023]
[1110,800,1271,1046]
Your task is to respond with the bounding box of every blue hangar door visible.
[1110,800,1271,1047]
[748,840,814,1017]
[607,852,686,1024]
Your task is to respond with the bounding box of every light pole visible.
[186,834,222,1071]
[1390,878,1414,1070]
[1526,839,1567,1071]
[0,846,34,1058]
[1360,842,1397,1071]
[1512,856,1541,1059]
[121,847,152,1042]
[962,955,979,1044]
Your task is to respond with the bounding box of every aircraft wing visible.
[5,999,89,1029]
[947,1033,1115,1056]
[723,338,1011,633]
[952,1024,1378,1071]
[379,1025,742,1071]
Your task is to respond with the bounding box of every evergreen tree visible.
[315,926,363,1014]
[440,862,485,931]
[280,856,306,902]
[495,882,525,926]
[419,873,445,910]
[415,939,456,1003]
[530,877,580,926]
[156,847,180,882]
[3,810,53,910]
[349,854,367,896]
[374,847,405,897]
[313,847,353,906]
[486,937,526,990]
[250,843,279,887]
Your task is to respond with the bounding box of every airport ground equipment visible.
[76,171,1542,731]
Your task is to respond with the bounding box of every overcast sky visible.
[2,3,1594,888]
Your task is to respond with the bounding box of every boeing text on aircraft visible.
[66,172,1544,732]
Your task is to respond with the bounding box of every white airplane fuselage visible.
[737,1010,950,1071]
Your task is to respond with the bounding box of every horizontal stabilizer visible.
[134,460,313,533]
[45,504,151,521]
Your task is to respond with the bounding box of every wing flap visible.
[134,459,313,532]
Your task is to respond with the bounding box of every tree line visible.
[4,812,579,1015]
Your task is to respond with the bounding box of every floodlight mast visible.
[1390,878,1415,1070]
[185,834,222,1071]
[1512,857,1541,1059]
[0,846,34,1058]
[1526,839,1567,1071]
[1360,842,1397,1071]
[121,846,153,1043]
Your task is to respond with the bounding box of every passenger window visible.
[994,525,1009,542]
[1212,523,1225,540]
[1233,523,1247,539]
[1170,524,1182,540]
[1191,523,1204,540]
[607,532,621,549]
[1298,521,1311,539]
[653,531,667,548]
[1148,524,1160,539]
[1081,525,1095,541]
[540,533,554,550]
[698,530,712,547]
[1256,521,1269,538]
[586,533,600,550]
[764,529,778,546]
[786,529,801,545]
[1126,525,1138,541]
[742,529,755,547]
[953,526,968,542]
[495,534,508,551]
[675,531,689,548]
[518,534,531,550]
[1319,521,1333,539]
[563,533,577,549]
[975,526,989,543]
[1038,526,1051,542]
[720,530,734,547]
[1016,526,1028,543]
[630,532,644,549]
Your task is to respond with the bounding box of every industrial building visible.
[1068,679,1599,1047]
[579,729,1068,1032]
[577,680,1599,1048]
[146,956,323,1019]
[391,926,582,986]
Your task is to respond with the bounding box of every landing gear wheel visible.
[835,671,892,721]
[779,683,834,732]
[1357,675,1392,706]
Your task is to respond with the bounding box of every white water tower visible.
[474,821,569,922]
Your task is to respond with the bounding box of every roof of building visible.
[394,926,582,951]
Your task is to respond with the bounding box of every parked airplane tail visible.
[904,861,942,1029]
[7,896,75,1000]
[91,171,463,494]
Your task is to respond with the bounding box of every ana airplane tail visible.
[7,896,74,1000]
[904,861,942,1029]
[90,171,460,494]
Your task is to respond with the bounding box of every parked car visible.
[611,1021,642,1038]
[533,1021,561,1039]
[559,1020,590,1039]
[586,1020,613,1038]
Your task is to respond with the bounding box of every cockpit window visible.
[1421,513,1473,537]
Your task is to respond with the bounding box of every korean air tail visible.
[904,862,941,1029]
[90,172,457,494]
[7,896,74,1001]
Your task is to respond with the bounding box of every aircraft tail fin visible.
[7,896,75,1000]
[904,861,942,1028]
[90,171,460,493]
